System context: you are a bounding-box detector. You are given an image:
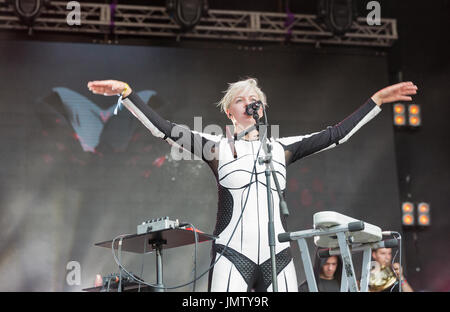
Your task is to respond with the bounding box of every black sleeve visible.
[276,98,382,166]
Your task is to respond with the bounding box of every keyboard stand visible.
[278,211,384,292]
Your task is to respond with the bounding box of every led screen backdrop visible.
[0,40,400,291]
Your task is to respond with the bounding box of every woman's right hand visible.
[87,80,132,97]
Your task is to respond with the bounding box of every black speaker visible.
[166,0,208,31]
[10,0,50,26]
[317,0,358,36]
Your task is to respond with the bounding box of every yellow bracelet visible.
[121,83,130,96]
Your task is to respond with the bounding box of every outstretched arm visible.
[87,80,220,167]
[371,81,418,106]
[277,82,418,166]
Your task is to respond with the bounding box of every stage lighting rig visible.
[408,104,421,127]
[393,103,406,126]
[401,202,415,227]
[401,201,431,229]
[417,202,430,227]
[393,103,422,128]
[166,0,208,31]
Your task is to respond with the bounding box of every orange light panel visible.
[418,204,429,213]
[402,202,413,213]
[409,105,420,115]
[403,214,414,225]
[410,116,420,125]
[418,215,430,225]
[395,116,406,125]
[394,104,405,114]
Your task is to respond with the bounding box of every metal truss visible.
[0,0,397,47]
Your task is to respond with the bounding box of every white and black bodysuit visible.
[120,92,381,292]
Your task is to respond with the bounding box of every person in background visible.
[299,254,342,292]
[370,247,414,292]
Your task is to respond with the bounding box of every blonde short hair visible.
[217,78,267,113]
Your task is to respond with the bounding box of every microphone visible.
[245,101,262,116]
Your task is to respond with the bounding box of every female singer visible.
[87,78,417,292]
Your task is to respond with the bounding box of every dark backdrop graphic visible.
[382,0,450,292]
[0,40,400,291]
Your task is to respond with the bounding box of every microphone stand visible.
[232,107,290,292]
[254,112,290,292]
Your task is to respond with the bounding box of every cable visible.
[177,222,199,291]
[185,223,198,292]
[260,101,288,222]
[389,231,403,292]
[397,232,403,292]
[382,231,402,292]
[111,234,134,289]
[110,120,268,290]
[118,236,123,292]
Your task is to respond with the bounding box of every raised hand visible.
[371,81,418,106]
[87,80,132,97]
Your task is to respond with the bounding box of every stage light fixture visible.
[402,202,414,213]
[394,115,406,126]
[408,104,421,127]
[317,0,358,36]
[409,104,420,115]
[394,104,405,114]
[393,103,406,126]
[417,202,430,226]
[402,214,414,226]
[10,0,49,26]
[166,0,208,31]
[401,202,415,226]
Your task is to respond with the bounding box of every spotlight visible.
[10,0,49,26]
[401,202,414,226]
[402,202,414,213]
[402,214,414,226]
[417,202,430,226]
[393,103,406,126]
[395,115,406,125]
[394,103,405,114]
[317,0,358,36]
[409,104,420,115]
[166,0,208,31]
[408,104,421,127]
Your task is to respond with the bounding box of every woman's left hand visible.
[371,81,418,106]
